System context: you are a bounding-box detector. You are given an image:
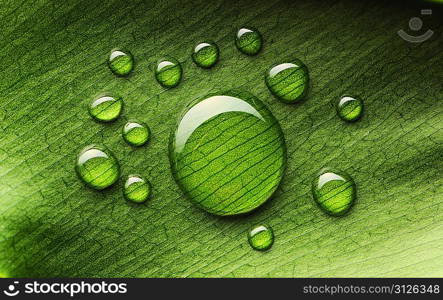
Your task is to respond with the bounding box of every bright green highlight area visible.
[89,95,123,122]
[155,57,182,88]
[235,27,262,55]
[108,49,134,76]
[122,121,150,147]
[312,168,356,216]
[75,144,120,190]
[265,59,310,103]
[170,90,286,216]
[192,42,219,68]
[248,225,274,251]
[124,175,151,203]
[336,96,363,122]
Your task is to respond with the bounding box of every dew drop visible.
[312,168,356,216]
[265,59,310,103]
[248,224,274,251]
[169,90,286,216]
[108,49,134,76]
[122,121,150,147]
[336,95,363,122]
[76,144,120,190]
[155,57,182,88]
[89,94,123,122]
[192,42,219,68]
[124,174,151,203]
[235,27,262,56]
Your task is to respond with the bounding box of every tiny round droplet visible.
[155,57,182,88]
[336,96,363,122]
[192,42,219,68]
[312,168,356,216]
[124,175,151,203]
[89,95,123,122]
[248,224,274,251]
[235,27,262,56]
[76,144,120,190]
[122,121,150,147]
[265,59,310,103]
[108,49,134,76]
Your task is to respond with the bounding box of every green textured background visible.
[0,0,442,277]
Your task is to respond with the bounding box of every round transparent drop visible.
[76,144,120,190]
[122,121,150,146]
[336,96,363,122]
[192,42,219,68]
[235,27,262,56]
[108,49,134,76]
[248,224,274,251]
[169,90,286,216]
[312,168,356,216]
[89,95,123,122]
[124,175,151,203]
[265,60,310,103]
[155,57,182,88]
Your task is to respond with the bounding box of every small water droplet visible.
[76,144,120,190]
[312,168,356,216]
[265,59,310,103]
[122,121,150,147]
[124,174,151,203]
[89,95,123,122]
[192,42,219,68]
[169,90,286,216]
[108,49,134,76]
[336,95,363,122]
[248,224,274,251]
[155,57,182,88]
[235,27,262,56]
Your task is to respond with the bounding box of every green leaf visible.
[0,0,442,277]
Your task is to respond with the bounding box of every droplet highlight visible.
[76,144,120,190]
[248,224,274,251]
[124,174,151,203]
[89,95,123,122]
[155,57,182,88]
[122,121,150,147]
[169,90,286,216]
[312,168,356,216]
[336,96,363,122]
[108,49,134,76]
[192,42,219,68]
[235,27,262,56]
[265,59,310,103]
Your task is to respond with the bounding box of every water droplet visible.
[122,121,150,147]
[248,224,274,251]
[192,42,219,68]
[169,90,286,216]
[124,174,151,203]
[336,96,363,122]
[108,49,134,76]
[89,95,123,122]
[155,57,182,88]
[312,168,356,216]
[235,27,262,56]
[265,59,310,103]
[76,144,120,190]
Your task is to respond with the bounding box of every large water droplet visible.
[89,95,123,122]
[248,224,274,251]
[192,42,219,68]
[76,144,120,190]
[108,49,134,76]
[155,57,182,88]
[265,59,309,103]
[336,96,363,122]
[124,174,151,203]
[312,168,356,216]
[122,121,150,147]
[169,90,286,216]
[235,27,262,56]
